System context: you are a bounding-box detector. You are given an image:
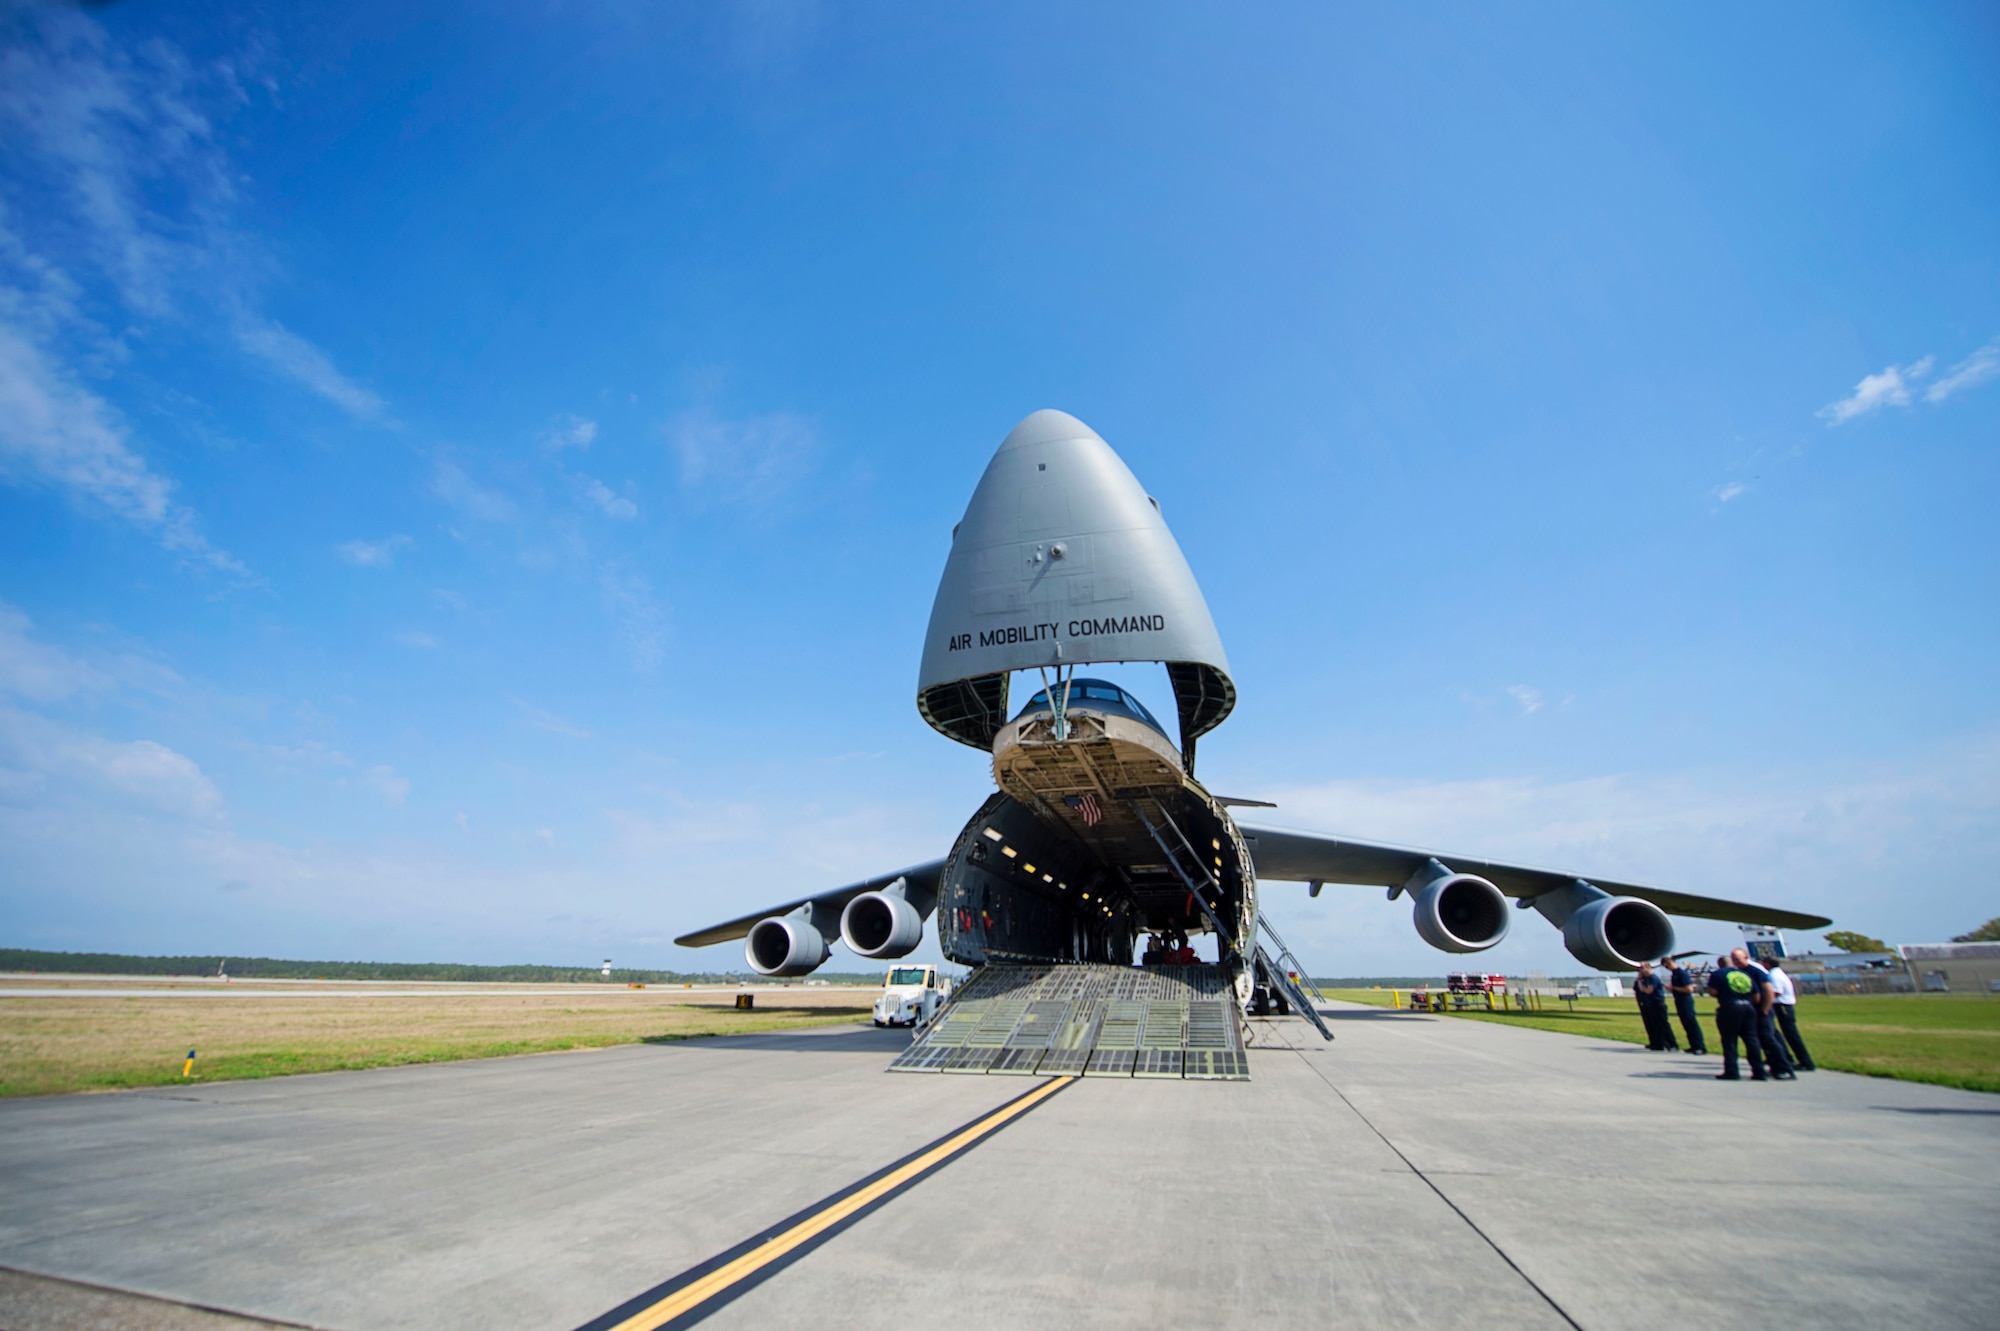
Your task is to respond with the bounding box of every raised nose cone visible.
[994,408,1099,454]
[916,411,1234,765]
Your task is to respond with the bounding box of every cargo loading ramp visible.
[888,964,1249,1081]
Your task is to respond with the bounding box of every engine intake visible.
[1562,896,1675,971]
[841,890,925,959]
[1412,872,1511,953]
[745,915,830,977]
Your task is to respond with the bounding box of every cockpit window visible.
[1014,679,1168,737]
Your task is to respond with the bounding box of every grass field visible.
[0,983,873,1098]
[1327,988,2000,1094]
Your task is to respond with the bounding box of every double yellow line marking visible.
[585,1075,1075,1331]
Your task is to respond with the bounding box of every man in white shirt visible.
[1731,947,1796,1079]
[1764,957,1816,1071]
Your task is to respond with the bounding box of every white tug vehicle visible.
[873,965,948,1029]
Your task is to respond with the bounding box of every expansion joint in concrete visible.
[1286,1051,1586,1331]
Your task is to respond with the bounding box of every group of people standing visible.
[1631,949,1816,1081]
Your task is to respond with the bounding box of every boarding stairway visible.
[1125,795,1239,947]
[1126,790,1334,1046]
[888,964,1250,1080]
[1256,915,1334,1042]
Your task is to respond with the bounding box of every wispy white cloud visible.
[364,764,410,805]
[0,12,362,416]
[0,603,115,702]
[1712,481,1748,505]
[0,705,225,823]
[1242,736,2000,973]
[0,9,205,317]
[0,321,246,574]
[574,473,637,520]
[0,8,377,580]
[668,407,817,505]
[1818,336,2000,425]
[1819,355,1932,425]
[1925,337,2000,405]
[393,631,438,650]
[432,458,518,524]
[234,316,386,422]
[336,534,413,568]
[257,739,354,774]
[542,414,597,451]
[1504,684,1544,715]
[598,563,666,671]
[514,699,592,739]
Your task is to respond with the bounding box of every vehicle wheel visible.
[873,1019,885,1027]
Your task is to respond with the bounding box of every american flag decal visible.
[1064,793,1103,827]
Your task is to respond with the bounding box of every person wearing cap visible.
[1731,947,1796,1080]
[1664,955,1708,1054]
[1632,961,1678,1051]
[1763,955,1816,1071]
[1706,953,1768,1081]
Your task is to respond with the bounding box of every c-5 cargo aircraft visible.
[677,410,1830,1029]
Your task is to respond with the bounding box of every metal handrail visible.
[1257,913,1328,1005]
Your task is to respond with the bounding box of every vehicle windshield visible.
[888,967,928,986]
[1014,679,1167,737]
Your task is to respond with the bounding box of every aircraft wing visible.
[672,860,950,948]
[1238,824,1832,930]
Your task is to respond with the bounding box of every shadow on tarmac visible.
[1315,1007,1435,1022]
[650,1024,911,1054]
[1873,1105,2000,1116]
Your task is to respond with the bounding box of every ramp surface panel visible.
[891,964,1247,1081]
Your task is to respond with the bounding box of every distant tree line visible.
[0,949,884,985]
[1820,919,2000,951]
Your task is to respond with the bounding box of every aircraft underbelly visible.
[992,712,1185,861]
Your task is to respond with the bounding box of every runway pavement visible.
[0,1001,1994,1330]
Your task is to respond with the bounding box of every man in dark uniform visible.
[1707,954,1768,1080]
[1665,955,1708,1054]
[1765,956,1816,1070]
[1732,946,1796,1079]
[1632,961,1678,1051]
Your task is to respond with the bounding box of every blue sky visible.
[2,2,1996,975]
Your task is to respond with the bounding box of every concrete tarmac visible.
[0,1003,1994,1330]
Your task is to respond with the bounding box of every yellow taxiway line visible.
[587,1075,1075,1331]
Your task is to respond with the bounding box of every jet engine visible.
[1412,872,1511,953]
[840,890,925,960]
[744,914,830,977]
[1562,896,1675,971]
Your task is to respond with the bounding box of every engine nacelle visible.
[1412,872,1511,953]
[841,890,925,960]
[745,915,830,977]
[1562,896,1676,971]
